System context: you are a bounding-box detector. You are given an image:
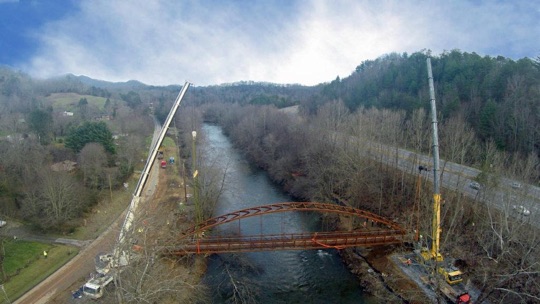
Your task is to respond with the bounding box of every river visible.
[200,124,370,304]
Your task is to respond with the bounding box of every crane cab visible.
[438,265,464,285]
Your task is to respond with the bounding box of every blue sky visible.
[1,0,539,86]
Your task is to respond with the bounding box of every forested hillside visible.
[164,50,540,161]
[316,50,540,157]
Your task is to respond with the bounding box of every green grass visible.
[3,240,51,276]
[1,240,78,303]
[47,93,111,110]
[162,136,176,147]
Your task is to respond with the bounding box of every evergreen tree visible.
[65,121,116,154]
[28,107,53,144]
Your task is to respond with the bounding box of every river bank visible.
[340,246,432,304]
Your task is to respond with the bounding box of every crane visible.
[419,58,443,262]
[96,82,191,275]
[417,59,466,289]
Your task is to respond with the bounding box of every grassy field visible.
[160,136,180,175]
[161,136,176,148]
[1,240,78,303]
[47,93,111,110]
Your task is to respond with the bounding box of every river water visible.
[200,124,369,304]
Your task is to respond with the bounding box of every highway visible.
[336,132,539,228]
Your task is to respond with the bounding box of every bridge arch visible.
[180,202,405,239]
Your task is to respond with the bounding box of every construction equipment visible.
[416,58,470,303]
[82,273,114,299]
[421,275,470,304]
[419,57,443,263]
[438,263,463,285]
[83,82,191,297]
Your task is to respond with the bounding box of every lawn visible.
[47,93,111,110]
[1,239,78,303]
[3,240,51,276]
[162,135,176,148]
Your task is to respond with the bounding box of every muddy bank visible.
[340,247,431,304]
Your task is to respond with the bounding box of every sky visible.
[0,0,539,87]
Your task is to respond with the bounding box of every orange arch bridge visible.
[168,202,406,255]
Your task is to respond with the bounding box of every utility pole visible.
[192,130,203,233]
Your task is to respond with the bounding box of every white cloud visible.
[24,0,540,86]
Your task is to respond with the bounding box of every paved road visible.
[337,133,539,227]
[14,216,121,304]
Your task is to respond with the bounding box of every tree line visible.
[313,50,540,158]
[165,50,540,163]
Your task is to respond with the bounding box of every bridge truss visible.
[167,202,406,255]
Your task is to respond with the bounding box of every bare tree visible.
[21,171,87,230]
[471,200,540,303]
[213,254,262,304]
[110,191,209,304]
[405,108,430,154]
[440,115,477,166]
[312,100,350,133]
[79,142,108,189]
[117,134,145,175]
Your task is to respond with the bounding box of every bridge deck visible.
[167,230,405,255]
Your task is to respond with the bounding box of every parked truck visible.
[82,274,113,299]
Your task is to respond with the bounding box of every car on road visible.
[469,182,481,190]
[511,182,522,189]
[0,220,6,228]
[512,205,531,216]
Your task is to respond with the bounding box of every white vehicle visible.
[0,220,6,228]
[512,205,531,216]
[511,182,522,189]
[82,274,113,299]
[95,251,129,275]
